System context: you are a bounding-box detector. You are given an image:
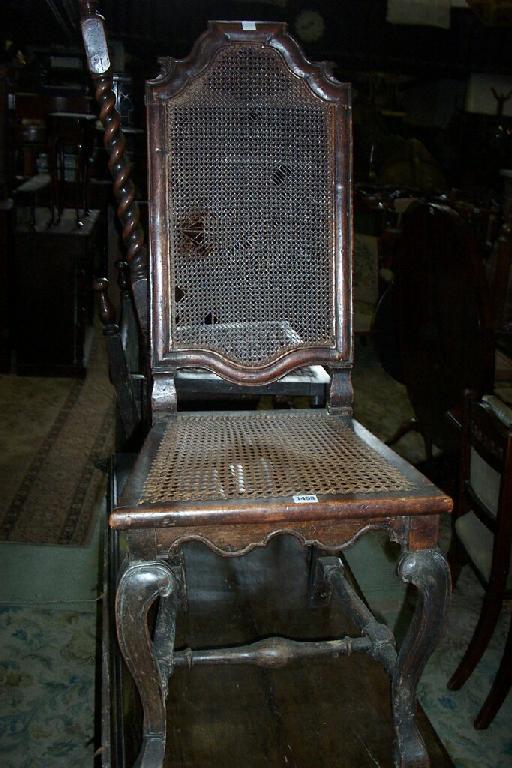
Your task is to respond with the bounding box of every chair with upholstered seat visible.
[447,391,512,728]
[80,6,451,767]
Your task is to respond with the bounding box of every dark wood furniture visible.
[81,7,451,768]
[376,201,494,459]
[0,63,14,371]
[47,111,97,227]
[98,455,455,768]
[15,206,102,376]
[0,197,14,372]
[447,391,512,729]
[13,92,95,181]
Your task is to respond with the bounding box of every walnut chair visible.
[447,391,512,728]
[80,6,451,767]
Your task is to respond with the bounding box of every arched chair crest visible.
[146,21,352,386]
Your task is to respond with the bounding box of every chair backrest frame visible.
[460,391,512,536]
[460,392,512,587]
[146,21,353,387]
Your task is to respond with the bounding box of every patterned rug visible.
[0,606,96,768]
[0,337,114,545]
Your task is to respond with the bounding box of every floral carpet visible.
[0,607,95,768]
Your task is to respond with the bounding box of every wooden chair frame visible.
[80,5,451,767]
[447,390,512,728]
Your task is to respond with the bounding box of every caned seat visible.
[80,10,451,768]
[113,412,448,527]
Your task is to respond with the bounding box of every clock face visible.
[294,9,326,43]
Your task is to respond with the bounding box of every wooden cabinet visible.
[15,207,103,376]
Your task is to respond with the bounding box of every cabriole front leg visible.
[116,561,178,768]
[392,548,450,768]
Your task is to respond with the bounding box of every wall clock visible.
[293,8,326,43]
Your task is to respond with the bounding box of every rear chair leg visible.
[448,592,503,692]
[474,611,512,729]
[116,561,179,768]
[392,548,450,768]
[308,546,331,604]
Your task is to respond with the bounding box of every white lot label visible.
[242,21,257,30]
[293,494,318,504]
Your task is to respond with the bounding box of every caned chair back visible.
[146,21,352,384]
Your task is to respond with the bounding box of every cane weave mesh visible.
[165,43,336,366]
[140,411,413,505]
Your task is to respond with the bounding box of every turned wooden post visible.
[79,0,148,334]
[93,277,139,439]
